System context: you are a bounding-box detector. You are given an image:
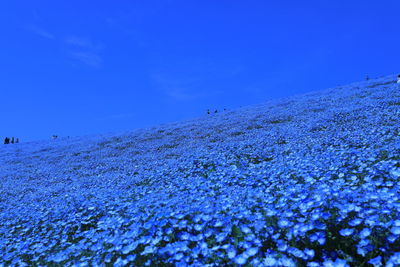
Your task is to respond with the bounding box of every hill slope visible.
[1,75,400,266]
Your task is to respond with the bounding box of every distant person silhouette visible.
[4,137,10,144]
[214,109,218,113]
[207,109,210,115]
[16,138,19,144]
[365,75,370,81]
[11,137,14,144]
[397,74,400,84]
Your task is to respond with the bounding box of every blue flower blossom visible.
[359,228,371,238]
[339,228,354,236]
[368,256,382,267]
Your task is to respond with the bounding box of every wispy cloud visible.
[69,51,103,68]
[151,59,239,101]
[65,36,104,50]
[152,73,206,101]
[65,36,104,68]
[28,25,55,39]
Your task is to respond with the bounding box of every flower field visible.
[1,76,400,266]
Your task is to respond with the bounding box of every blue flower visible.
[359,228,371,238]
[390,226,400,235]
[227,247,237,259]
[263,256,277,266]
[339,228,354,236]
[278,219,291,228]
[234,254,248,265]
[348,218,362,226]
[245,247,258,257]
[323,258,349,267]
[368,256,382,267]
[304,248,315,259]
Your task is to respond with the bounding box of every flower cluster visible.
[1,76,400,266]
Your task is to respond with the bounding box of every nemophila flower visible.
[194,224,204,231]
[250,258,261,266]
[349,218,362,226]
[175,260,188,267]
[390,226,400,235]
[204,228,213,238]
[213,220,224,227]
[263,256,277,266]
[387,234,397,243]
[202,214,212,222]
[245,247,258,257]
[177,220,188,229]
[121,241,138,254]
[178,231,190,240]
[390,168,400,177]
[174,253,185,261]
[227,247,237,259]
[323,258,349,267]
[339,228,354,236]
[386,252,400,267]
[48,251,68,263]
[313,220,326,230]
[287,247,305,259]
[279,255,296,267]
[368,256,382,267]
[211,245,221,251]
[277,239,288,251]
[310,232,326,245]
[215,232,228,242]
[278,219,291,228]
[241,225,252,234]
[304,248,315,259]
[198,241,209,251]
[359,228,371,238]
[126,254,136,262]
[234,254,248,265]
[141,245,157,255]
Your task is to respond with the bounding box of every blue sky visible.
[1,0,399,142]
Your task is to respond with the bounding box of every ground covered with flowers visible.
[1,76,400,266]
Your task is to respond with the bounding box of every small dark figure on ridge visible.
[4,137,10,144]
[16,138,19,143]
[207,109,210,115]
[365,75,370,81]
[11,137,14,144]
[214,109,218,113]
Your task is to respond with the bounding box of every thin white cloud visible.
[28,25,55,39]
[69,51,103,68]
[65,36,104,51]
[150,60,231,101]
[65,36,105,68]
[151,74,204,101]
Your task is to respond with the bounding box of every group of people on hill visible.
[207,108,228,115]
[4,137,19,144]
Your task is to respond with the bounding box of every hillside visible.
[1,75,400,266]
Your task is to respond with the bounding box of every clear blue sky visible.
[1,1,399,142]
